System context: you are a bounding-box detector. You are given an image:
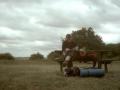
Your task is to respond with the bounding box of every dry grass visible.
[0,60,120,90]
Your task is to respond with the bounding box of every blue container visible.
[80,68,89,77]
[80,68,105,77]
[88,68,105,77]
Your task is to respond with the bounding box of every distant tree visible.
[29,52,44,60]
[47,50,62,60]
[0,53,15,60]
[105,43,120,57]
[70,27,105,50]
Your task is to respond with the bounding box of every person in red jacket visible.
[62,34,78,68]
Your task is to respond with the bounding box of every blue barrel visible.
[80,68,89,77]
[88,68,105,77]
[80,68,105,77]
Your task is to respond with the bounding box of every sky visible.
[0,0,120,57]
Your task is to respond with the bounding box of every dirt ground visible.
[0,60,120,90]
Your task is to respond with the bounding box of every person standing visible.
[62,34,78,70]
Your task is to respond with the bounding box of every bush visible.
[29,52,44,60]
[0,53,15,60]
[105,43,120,57]
[47,50,62,60]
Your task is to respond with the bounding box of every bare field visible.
[0,60,120,90]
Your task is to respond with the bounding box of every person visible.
[62,34,78,69]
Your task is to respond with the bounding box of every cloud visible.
[110,0,120,8]
[0,0,120,57]
[99,33,120,43]
[0,27,24,38]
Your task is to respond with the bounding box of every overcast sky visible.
[0,0,120,57]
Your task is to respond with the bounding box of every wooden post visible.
[98,62,102,69]
[56,57,64,72]
[104,63,108,73]
[59,61,63,72]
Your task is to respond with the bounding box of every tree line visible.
[47,27,120,60]
[0,27,120,60]
[0,52,44,60]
